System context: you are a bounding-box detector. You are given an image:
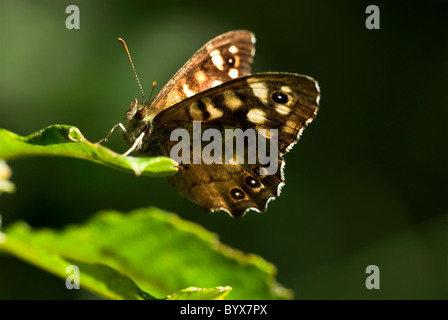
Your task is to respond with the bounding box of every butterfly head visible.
[124,98,154,148]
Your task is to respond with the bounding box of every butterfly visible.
[117,30,320,217]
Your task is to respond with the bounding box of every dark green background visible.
[0,0,447,299]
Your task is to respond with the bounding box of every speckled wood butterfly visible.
[119,30,320,217]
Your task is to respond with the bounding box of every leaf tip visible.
[67,127,87,142]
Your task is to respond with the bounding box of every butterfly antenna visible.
[146,81,158,106]
[118,38,145,103]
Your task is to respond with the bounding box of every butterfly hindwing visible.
[168,161,285,217]
[146,119,286,216]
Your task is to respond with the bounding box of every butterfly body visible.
[123,30,320,217]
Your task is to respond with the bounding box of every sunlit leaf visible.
[0,125,177,177]
[0,207,292,299]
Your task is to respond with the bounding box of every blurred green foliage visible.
[0,0,447,299]
[1,207,288,299]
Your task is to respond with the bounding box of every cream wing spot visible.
[211,80,223,87]
[229,45,238,54]
[281,85,292,93]
[210,49,224,71]
[202,97,224,120]
[228,68,239,79]
[189,102,203,120]
[247,108,266,125]
[275,104,291,115]
[183,84,196,98]
[248,81,269,104]
[195,70,207,83]
[222,91,243,110]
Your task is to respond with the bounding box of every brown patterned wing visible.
[153,73,320,155]
[168,161,285,217]
[145,120,285,216]
[144,73,319,217]
[147,30,255,116]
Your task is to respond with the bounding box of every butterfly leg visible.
[96,123,128,144]
[122,131,145,156]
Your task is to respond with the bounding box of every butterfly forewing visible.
[147,30,255,117]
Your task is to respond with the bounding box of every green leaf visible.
[0,125,177,177]
[0,207,292,300]
[166,286,232,300]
